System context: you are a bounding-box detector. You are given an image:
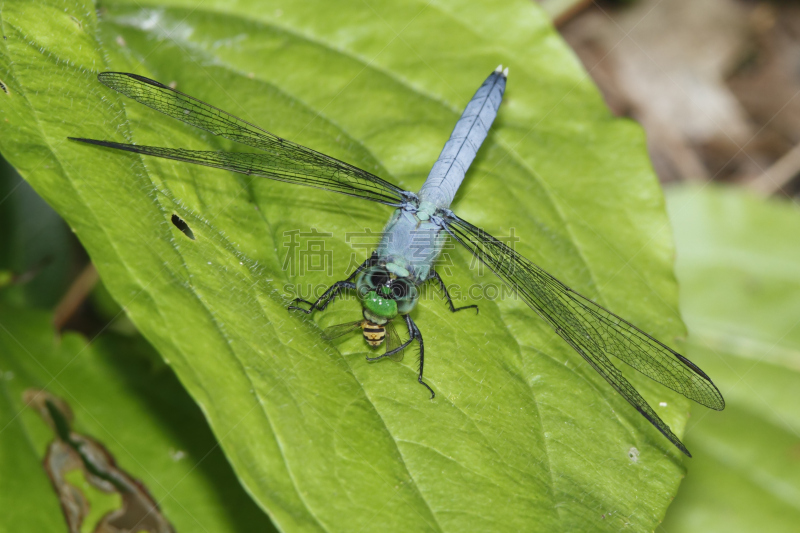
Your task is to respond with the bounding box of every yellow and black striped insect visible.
[322,319,405,362]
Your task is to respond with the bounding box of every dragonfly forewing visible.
[70,72,408,205]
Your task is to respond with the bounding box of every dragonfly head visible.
[356,265,419,321]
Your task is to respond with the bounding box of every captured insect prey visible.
[70,65,724,456]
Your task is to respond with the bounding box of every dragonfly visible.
[70,66,725,456]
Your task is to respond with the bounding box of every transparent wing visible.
[385,320,405,362]
[322,321,364,341]
[70,72,407,206]
[445,215,725,456]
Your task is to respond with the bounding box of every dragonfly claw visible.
[419,377,435,400]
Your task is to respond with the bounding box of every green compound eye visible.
[362,291,398,319]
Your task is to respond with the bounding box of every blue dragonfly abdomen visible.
[417,65,507,212]
[378,66,508,283]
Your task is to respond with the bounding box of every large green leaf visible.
[0,303,276,532]
[0,0,699,530]
[660,186,800,533]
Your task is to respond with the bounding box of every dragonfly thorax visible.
[377,206,449,282]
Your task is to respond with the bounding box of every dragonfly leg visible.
[428,270,478,314]
[348,251,379,281]
[366,315,433,398]
[406,315,434,399]
[288,252,378,314]
[288,281,355,314]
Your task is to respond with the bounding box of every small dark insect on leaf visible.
[170,214,195,240]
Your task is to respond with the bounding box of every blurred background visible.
[544,0,800,194]
[2,0,798,531]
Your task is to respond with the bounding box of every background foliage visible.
[0,302,276,532]
[660,186,800,533]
